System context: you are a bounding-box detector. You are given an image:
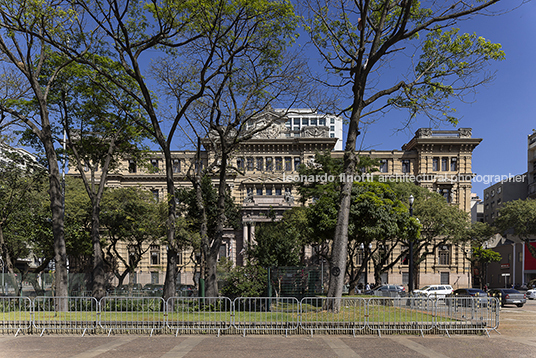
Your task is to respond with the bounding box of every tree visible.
[463,221,499,289]
[249,207,309,268]
[0,145,47,295]
[349,181,418,290]
[495,199,536,260]
[100,187,167,288]
[7,0,314,300]
[40,53,151,299]
[0,1,79,302]
[295,152,417,292]
[393,182,469,291]
[304,0,508,302]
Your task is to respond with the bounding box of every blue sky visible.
[349,1,536,197]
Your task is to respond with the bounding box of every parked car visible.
[526,288,536,300]
[142,283,164,296]
[413,285,453,298]
[489,288,526,307]
[446,288,490,307]
[365,284,405,296]
[176,284,196,297]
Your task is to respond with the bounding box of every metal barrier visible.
[436,297,500,337]
[99,296,165,336]
[300,297,366,336]
[0,296,32,336]
[0,295,500,336]
[166,297,232,336]
[32,297,99,336]
[233,297,300,336]
[366,297,436,337]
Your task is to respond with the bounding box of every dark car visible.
[489,288,526,307]
[365,284,405,296]
[446,288,490,307]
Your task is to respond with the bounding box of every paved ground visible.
[2,300,536,358]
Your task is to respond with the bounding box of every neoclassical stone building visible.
[80,113,481,289]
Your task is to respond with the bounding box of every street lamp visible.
[409,195,414,294]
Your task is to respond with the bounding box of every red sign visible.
[501,263,510,269]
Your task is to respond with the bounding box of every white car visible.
[413,285,453,298]
[527,288,536,300]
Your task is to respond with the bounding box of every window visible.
[293,118,300,126]
[330,133,335,138]
[319,118,325,126]
[442,188,451,203]
[151,159,159,171]
[310,118,317,126]
[379,160,388,173]
[330,118,335,124]
[302,118,308,126]
[256,157,264,171]
[151,272,159,284]
[285,119,291,128]
[330,125,335,131]
[275,157,283,171]
[150,245,160,265]
[294,157,301,171]
[218,244,227,261]
[402,160,410,173]
[266,157,273,171]
[402,272,409,285]
[433,157,439,171]
[151,189,159,202]
[237,157,244,170]
[450,157,457,171]
[285,157,292,171]
[441,157,448,171]
[173,159,180,173]
[275,187,282,195]
[128,160,137,173]
[256,187,263,195]
[266,188,272,195]
[438,245,450,265]
[177,251,183,265]
[246,157,254,171]
[440,272,450,285]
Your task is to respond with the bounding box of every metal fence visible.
[0,295,499,336]
[166,297,232,336]
[300,297,366,336]
[0,296,31,336]
[437,297,499,337]
[233,297,300,336]
[99,296,166,336]
[33,297,99,336]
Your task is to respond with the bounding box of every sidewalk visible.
[2,302,536,358]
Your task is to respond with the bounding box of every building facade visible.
[71,117,481,289]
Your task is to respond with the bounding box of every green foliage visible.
[177,175,241,235]
[495,199,536,239]
[249,207,309,267]
[219,264,267,299]
[495,199,536,259]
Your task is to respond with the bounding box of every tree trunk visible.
[205,147,230,298]
[162,145,178,301]
[326,104,362,311]
[42,127,69,307]
[91,204,106,300]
